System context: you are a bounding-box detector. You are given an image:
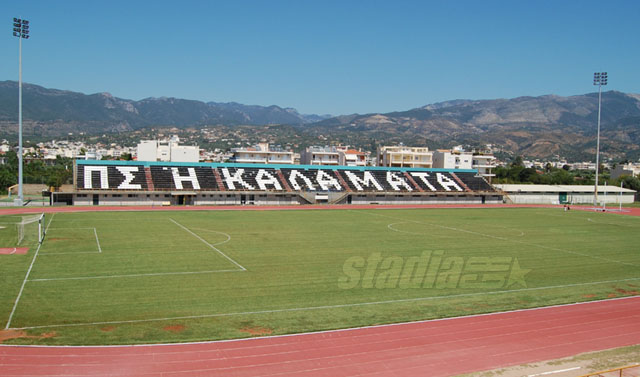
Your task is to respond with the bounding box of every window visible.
[128,194,137,198]
[112,194,122,198]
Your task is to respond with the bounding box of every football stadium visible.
[3,2,640,375]
[49,160,503,206]
[1,193,639,375]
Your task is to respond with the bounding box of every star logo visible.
[506,258,531,288]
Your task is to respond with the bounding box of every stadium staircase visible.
[403,172,424,192]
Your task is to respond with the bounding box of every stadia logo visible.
[338,251,530,290]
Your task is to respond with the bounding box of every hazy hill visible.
[1,80,639,160]
[0,81,328,135]
[312,91,640,160]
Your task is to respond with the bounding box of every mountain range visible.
[1,80,639,160]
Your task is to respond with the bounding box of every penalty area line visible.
[11,276,640,331]
[94,228,102,253]
[4,213,55,330]
[169,218,246,271]
[27,269,241,282]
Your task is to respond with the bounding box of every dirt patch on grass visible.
[163,325,186,333]
[615,288,639,295]
[0,330,57,343]
[239,326,273,336]
[100,326,116,332]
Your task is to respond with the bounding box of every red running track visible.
[2,203,640,217]
[1,296,639,377]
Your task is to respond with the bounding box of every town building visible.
[300,146,340,165]
[229,142,294,164]
[432,148,473,170]
[495,184,636,205]
[472,154,497,181]
[611,162,640,180]
[137,136,199,163]
[377,145,433,168]
[339,149,366,167]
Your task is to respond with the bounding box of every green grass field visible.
[0,207,639,345]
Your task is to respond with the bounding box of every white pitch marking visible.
[169,218,246,271]
[587,217,638,228]
[190,228,232,246]
[39,251,102,255]
[40,227,102,255]
[94,228,102,253]
[4,213,54,329]
[361,210,637,267]
[11,276,640,331]
[387,222,454,238]
[527,366,581,376]
[3,295,638,349]
[28,269,241,282]
[47,227,97,230]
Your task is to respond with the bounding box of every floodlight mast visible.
[593,72,607,206]
[12,18,29,206]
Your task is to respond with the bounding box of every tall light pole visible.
[593,72,607,206]
[12,17,29,206]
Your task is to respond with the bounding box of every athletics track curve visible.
[1,204,639,376]
[0,297,638,376]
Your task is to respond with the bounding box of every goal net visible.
[0,213,46,247]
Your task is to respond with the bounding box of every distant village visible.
[2,135,639,182]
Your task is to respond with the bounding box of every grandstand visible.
[52,160,501,206]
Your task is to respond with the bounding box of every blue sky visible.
[2,0,639,115]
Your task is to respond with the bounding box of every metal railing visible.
[577,364,639,377]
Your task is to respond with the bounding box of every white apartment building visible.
[230,142,294,164]
[301,146,340,165]
[137,136,199,163]
[432,149,473,170]
[339,149,366,167]
[377,145,433,168]
[300,146,367,167]
[472,154,497,181]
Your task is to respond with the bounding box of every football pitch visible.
[0,207,639,345]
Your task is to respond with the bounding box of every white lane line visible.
[11,276,640,331]
[528,366,581,376]
[4,213,55,329]
[9,248,17,255]
[28,269,241,282]
[3,296,638,348]
[169,218,246,271]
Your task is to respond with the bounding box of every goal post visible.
[0,213,46,247]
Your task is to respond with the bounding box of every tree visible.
[46,165,72,190]
[511,156,524,168]
[0,166,16,194]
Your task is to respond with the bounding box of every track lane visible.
[1,296,639,376]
